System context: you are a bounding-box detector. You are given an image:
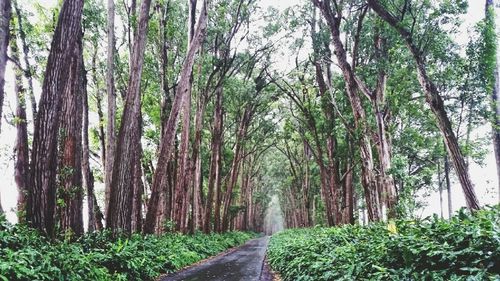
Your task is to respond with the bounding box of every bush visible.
[267,205,500,281]
[0,217,256,281]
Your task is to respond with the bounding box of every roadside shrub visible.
[267,205,499,281]
[0,217,256,281]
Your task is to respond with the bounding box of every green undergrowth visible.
[267,206,500,281]
[0,218,256,281]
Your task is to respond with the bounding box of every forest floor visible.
[160,236,271,281]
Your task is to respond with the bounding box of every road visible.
[160,236,270,281]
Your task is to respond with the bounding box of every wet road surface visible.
[160,236,269,281]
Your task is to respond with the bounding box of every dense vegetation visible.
[267,206,500,281]
[0,215,255,280]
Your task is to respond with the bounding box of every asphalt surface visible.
[160,236,270,281]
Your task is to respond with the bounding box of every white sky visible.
[0,0,498,224]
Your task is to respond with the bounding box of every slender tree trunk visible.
[11,32,29,223]
[105,0,116,218]
[221,106,253,231]
[13,0,36,120]
[0,0,10,133]
[144,0,208,234]
[82,65,103,232]
[371,29,397,219]
[57,35,84,237]
[158,3,172,135]
[342,134,354,224]
[28,0,84,236]
[444,146,453,218]
[203,82,223,233]
[131,132,144,233]
[173,0,197,232]
[438,161,444,219]
[106,0,152,234]
[191,93,206,231]
[312,0,381,221]
[368,0,480,210]
[91,43,106,170]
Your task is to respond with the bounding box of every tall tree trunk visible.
[0,0,10,133]
[191,93,206,231]
[91,43,106,172]
[173,0,197,233]
[221,111,248,232]
[11,31,29,223]
[105,0,116,218]
[82,64,103,232]
[485,0,500,203]
[371,28,397,219]
[57,35,84,237]
[13,0,36,120]
[312,0,382,221]
[106,0,152,234]
[310,10,341,225]
[203,81,223,233]
[368,0,480,210]
[28,0,84,236]
[144,0,208,234]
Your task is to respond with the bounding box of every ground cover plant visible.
[267,206,500,281]
[0,217,256,281]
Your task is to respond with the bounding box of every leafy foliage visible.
[267,206,500,281]
[0,217,256,281]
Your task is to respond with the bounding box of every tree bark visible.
[57,34,84,237]
[105,0,116,218]
[0,0,10,133]
[221,106,251,231]
[11,30,29,223]
[173,0,197,233]
[28,0,84,236]
[131,131,144,233]
[144,0,208,234]
[106,0,152,234]
[82,64,103,232]
[444,146,453,218]
[191,93,206,231]
[367,0,480,210]
[312,0,382,221]
[203,81,223,233]
[90,42,106,172]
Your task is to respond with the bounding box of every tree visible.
[27,0,84,236]
[11,22,29,223]
[367,0,480,210]
[82,62,104,232]
[57,35,84,236]
[144,0,208,234]
[106,0,152,234]
[311,0,387,221]
[105,0,116,215]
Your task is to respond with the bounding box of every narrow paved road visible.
[160,236,269,281]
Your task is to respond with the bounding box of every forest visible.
[0,0,499,280]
